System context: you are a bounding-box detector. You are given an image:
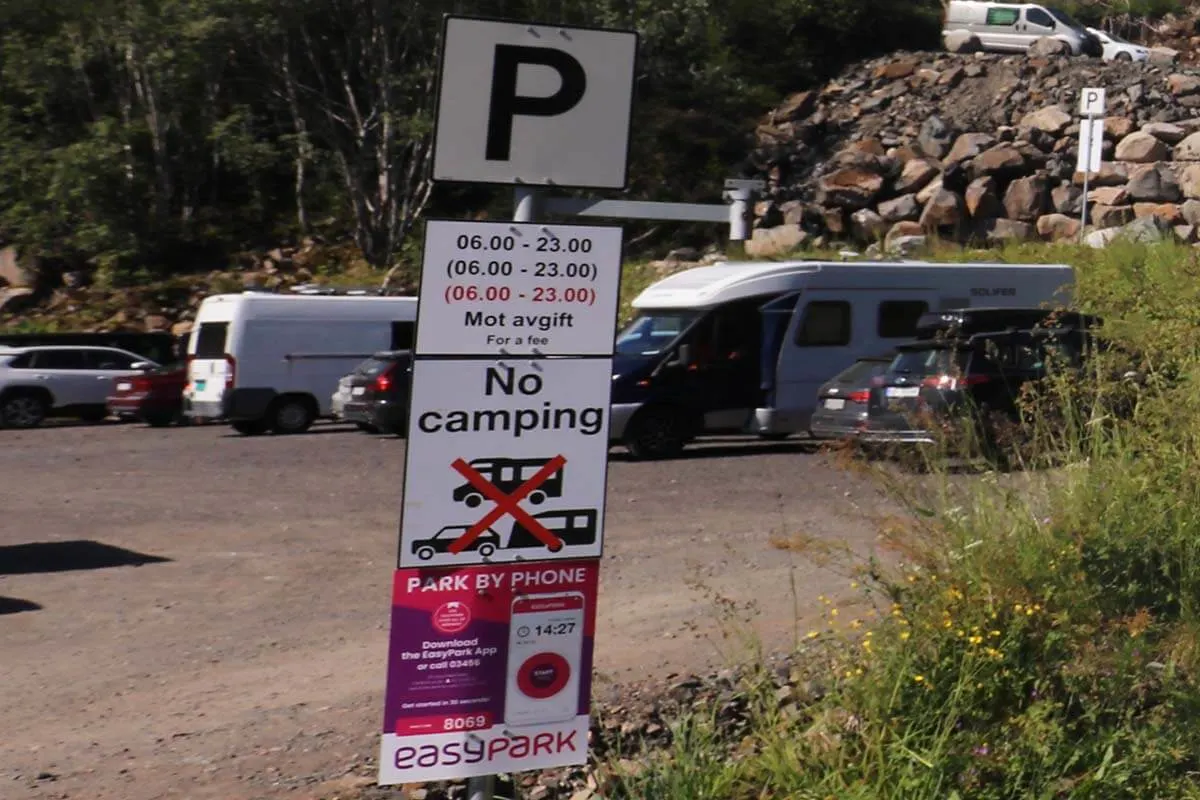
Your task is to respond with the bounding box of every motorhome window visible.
[986,7,1019,24]
[795,301,851,347]
[391,321,415,350]
[877,301,929,338]
[1026,7,1054,27]
[194,322,229,359]
[615,311,701,356]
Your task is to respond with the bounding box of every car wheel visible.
[529,490,546,505]
[0,392,48,429]
[270,397,314,435]
[463,493,483,509]
[624,407,688,460]
[1115,51,1132,62]
[232,418,269,436]
[478,543,496,558]
[356,422,381,434]
[417,546,435,561]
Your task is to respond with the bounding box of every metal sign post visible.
[1077,88,1106,242]
[382,15,765,800]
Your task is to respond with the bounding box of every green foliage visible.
[0,0,942,282]
[603,242,1200,798]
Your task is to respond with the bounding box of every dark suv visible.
[859,325,1095,447]
[334,350,412,435]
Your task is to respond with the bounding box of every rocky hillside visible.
[747,50,1200,255]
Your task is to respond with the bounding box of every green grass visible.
[600,240,1200,799]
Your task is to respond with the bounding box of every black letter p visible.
[486,45,587,162]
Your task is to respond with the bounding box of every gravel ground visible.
[0,420,898,800]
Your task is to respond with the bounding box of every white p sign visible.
[1079,87,1106,118]
[431,16,639,190]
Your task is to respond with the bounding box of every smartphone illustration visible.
[504,591,586,727]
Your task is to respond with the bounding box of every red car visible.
[107,364,188,427]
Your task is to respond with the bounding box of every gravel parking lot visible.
[0,421,898,800]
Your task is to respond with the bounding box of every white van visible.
[609,259,1074,458]
[183,292,418,435]
[942,1,1102,56]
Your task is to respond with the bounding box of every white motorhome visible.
[183,292,418,435]
[609,259,1074,459]
[942,1,1102,57]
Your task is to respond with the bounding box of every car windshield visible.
[887,347,963,379]
[353,357,394,377]
[1049,8,1084,31]
[615,310,701,356]
[834,359,891,385]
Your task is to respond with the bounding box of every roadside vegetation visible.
[604,240,1200,798]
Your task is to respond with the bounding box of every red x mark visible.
[448,455,568,555]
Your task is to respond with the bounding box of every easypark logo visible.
[391,729,580,772]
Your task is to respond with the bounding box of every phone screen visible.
[504,591,585,727]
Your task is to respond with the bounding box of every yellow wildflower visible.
[900,630,911,641]
[913,675,925,683]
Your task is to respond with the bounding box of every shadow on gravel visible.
[0,596,42,615]
[0,540,172,576]
[608,438,822,463]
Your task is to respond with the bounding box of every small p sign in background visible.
[1079,87,1106,118]
[431,16,638,189]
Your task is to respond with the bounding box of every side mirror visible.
[673,344,692,367]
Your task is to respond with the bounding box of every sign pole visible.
[459,183,543,800]
[1079,131,1090,244]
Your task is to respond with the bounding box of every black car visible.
[808,353,895,441]
[859,326,1092,447]
[334,350,412,435]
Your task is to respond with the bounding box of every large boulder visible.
[1168,73,1200,97]
[1133,202,1183,224]
[745,225,809,257]
[1052,184,1083,215]
[850,208,888,242]
[1072,163,1129,187]
[1029,37,1071,57]
[1114,131,1170,163]
[943,133,996,165]
[1020,105,1072,136]
[1092,204,1136,228]
[918,115,954,160]
[1183,199,1200,227]
[983,218,1036,244]
[885,221,927,255]
[877,194,921,223]
[1004,175,1048,222]
[816,168,885,209]
[1142,122,1187,144]
[1177,164,1200,199]
[1174,131,1200,160]
[1089,186,1129,206]
[919,188,964,230]
[969,145,1027,180]
[1121,214,1174,243]
[965,176,1002,219]
[1105,117,1137,139]
[894,158,940,194]
[1125,163,1180,202]
[1037,213,1082,242]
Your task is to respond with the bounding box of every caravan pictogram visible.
[447,455,568,555]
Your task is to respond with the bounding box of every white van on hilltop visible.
[942,1,1102,57]
[609,259,1075,459]
[184,292,417,435]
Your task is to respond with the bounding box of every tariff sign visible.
[416,220,623,358]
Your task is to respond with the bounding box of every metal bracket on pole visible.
[528,177,766,250]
